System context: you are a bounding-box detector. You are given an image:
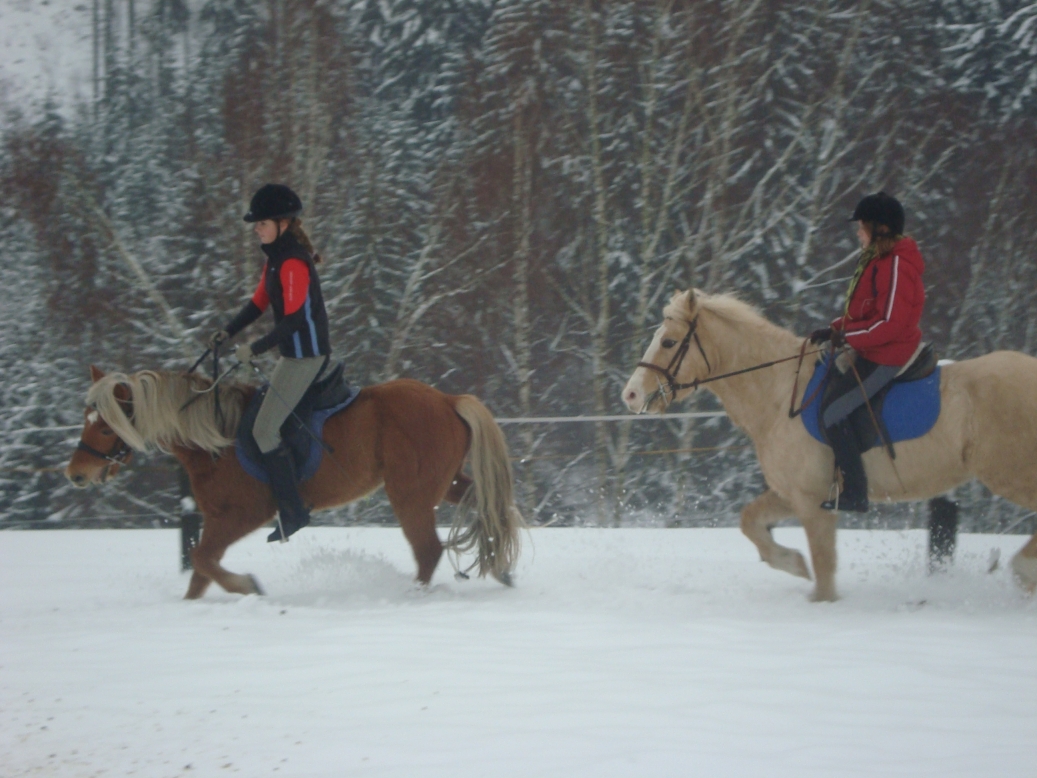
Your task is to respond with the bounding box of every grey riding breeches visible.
[821,355,900,429]
[252,355,327,454]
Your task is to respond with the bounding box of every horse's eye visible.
[661,339,677,349]
[100,428,114,436]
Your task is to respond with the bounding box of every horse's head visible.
[64,366,135,487]
[623,289,713,413]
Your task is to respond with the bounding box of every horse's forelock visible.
[86,373,147,451]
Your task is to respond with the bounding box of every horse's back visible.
[347,378,467,454]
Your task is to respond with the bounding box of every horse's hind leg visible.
[740,490,811,580]
[385,486,443,585]
[444,472,473,504]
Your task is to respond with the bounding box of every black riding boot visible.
[263,444,311,542]
[821,420,869,513]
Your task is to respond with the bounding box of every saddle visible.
[234,361,360,484]
[802,343,941,454]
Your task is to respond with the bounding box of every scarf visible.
[843,235,903,317]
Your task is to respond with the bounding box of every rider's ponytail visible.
[288,218,323,265]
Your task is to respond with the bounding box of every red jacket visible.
[831,237,925,366]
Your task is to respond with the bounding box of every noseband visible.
[636,316,712,405]
[76,408,134,480]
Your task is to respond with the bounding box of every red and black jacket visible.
[224,231,331,359]
[831,236,925,366]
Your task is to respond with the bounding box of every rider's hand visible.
[808,328,832,345]
[830,329,847,348]
[209,330,229,349]
[235,342,254,364]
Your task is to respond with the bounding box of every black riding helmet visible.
[850,191,905,236]
[243,183,303,222]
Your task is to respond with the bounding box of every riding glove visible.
[209,329,230,349]
[808,328,832,345]
[809,327,847,348]
[235,342,254,364]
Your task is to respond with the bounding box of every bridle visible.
[635,315,825,412]
[636,316,712,408]
[76,435,133,481]
[76,401,134,481]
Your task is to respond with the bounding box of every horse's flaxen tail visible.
[447,396,524,586]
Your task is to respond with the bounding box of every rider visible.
[210,184,331,541]
[809,192,925,513]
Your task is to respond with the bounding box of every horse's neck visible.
[704,316,801,437]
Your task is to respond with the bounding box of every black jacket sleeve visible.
[224,301,263,339]
[249,308,308,355]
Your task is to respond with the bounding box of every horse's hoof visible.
[1010,553,1037,594]
[771,548,812,580]
[809,588,838,603]
[494,570,514,588]
[248,574,266,596]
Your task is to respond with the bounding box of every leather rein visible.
[637,316,824,411]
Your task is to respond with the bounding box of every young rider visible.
[210,184,331,541]
[808,192,925,513]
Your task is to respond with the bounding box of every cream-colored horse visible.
[622,289,1037,601]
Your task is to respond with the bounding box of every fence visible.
[7,412,1037,575]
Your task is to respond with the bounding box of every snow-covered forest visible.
[1,0,1035,532]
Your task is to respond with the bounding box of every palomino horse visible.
[623,290,1037,601]
[65,366,523,598]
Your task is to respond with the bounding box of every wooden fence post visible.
[927,495,958,573]
[179,468,202,571]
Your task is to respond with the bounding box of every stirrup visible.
[267,514,309,543]
[820,473,869,513]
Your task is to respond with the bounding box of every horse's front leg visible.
[740,489,811,580]
[794,502,839,602]
[184,511,265,599]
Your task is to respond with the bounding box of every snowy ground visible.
[2,526,1035,777]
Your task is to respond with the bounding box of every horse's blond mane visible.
[87,371,248,454]
[666,290,791,338]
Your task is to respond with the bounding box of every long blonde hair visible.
[844,225,905,315]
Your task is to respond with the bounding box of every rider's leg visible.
[252,355,327,542]
[820,356,899,513]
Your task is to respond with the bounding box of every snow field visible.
[2,527,1035,777]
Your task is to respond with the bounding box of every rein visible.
[638,316,823,409]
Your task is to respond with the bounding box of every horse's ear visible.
[90,365,105,383]
[685,288,699,315]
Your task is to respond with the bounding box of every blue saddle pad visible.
[235,387,360,484]
[800,355,941,447]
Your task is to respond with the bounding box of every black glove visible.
[808,328,832,345]
[208,329,229,349]
[831,329,846,348]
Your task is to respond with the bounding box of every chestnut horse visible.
[65,366,523,598]
[623,290,1037,601]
